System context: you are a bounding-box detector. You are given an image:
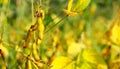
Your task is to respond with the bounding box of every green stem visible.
[44,15,68,34]
[31,0,34,25]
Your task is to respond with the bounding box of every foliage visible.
[0,0,120,69]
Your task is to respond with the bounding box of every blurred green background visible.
[0,0,120,69]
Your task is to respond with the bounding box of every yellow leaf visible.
[72,0,91,12]
[51,56,75,69]
[109,12,120,45]
[83,48,103,64]
[80,62,94,69]
[110,20,120,45]
[76,66,80,69]
[67,41,81,56]
[67,0,73,11]
[63,0,91,16]
[82,48,108,69]
[76,48,108,69]
[109,44,120,68]
[0,44,8,58]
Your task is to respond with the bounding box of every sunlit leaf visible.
[80,62,96,69]
[67,41,81,56]
[63,0,91,16]
[72,0,91,12]
[108,44,120,69]
[83,48,107,65]
[0,44,8,58]
[51,56,75,69]
[77,48,108,69]
[108,12,120,45]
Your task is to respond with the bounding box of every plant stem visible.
[31,0,34,25]
[44,15,68,34]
